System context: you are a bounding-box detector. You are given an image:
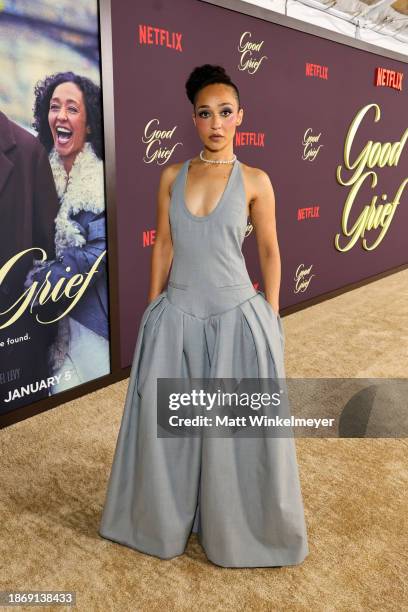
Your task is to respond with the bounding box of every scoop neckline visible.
[182,157,238,222]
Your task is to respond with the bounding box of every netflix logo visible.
[138,25,182,51]
[143,229,156,247]
[374,67,403,91]
[305,63,328,80]
[297,206,320,220]
[235,132,265,147]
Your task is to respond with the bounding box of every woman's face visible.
[192,83,243,151]
[48,81,88,169]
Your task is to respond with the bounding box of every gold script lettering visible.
[142,118,182,164]
[335,103,408,251]
[0,248,107,328]
[238,32,268,75]
[302,128,324,162]
[294,263,315,293]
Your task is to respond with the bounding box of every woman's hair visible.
[185,64,240,110]
[33,71,104,160]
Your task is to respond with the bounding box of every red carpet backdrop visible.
[109,0,408,367]
[1,0,406,424]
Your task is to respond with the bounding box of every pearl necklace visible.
[200,150,237,164]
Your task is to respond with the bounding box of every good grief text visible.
[0,248,106,329]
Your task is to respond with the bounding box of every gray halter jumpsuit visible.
[99,158,309,567]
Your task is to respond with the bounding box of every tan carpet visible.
[1,269,407,612]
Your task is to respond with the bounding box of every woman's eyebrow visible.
[197,102,232,109]
[50,97,80,105]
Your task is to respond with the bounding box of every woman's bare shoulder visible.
[240,161,272,183]
[239,161,274,203]
[159,160,186,196]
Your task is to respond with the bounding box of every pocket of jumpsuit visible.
[136,303,165,399]
[257,290,285,351]
[168,280,188,290]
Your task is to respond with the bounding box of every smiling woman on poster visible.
[25,71,110,393]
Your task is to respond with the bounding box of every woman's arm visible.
[250,169,281,315]
[147,164,176,303]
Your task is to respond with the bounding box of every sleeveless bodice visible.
[167,158,257,318]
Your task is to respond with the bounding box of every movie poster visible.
[0,0,110,415]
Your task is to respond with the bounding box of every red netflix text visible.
[138,25,182,51]
[305,63,328,80]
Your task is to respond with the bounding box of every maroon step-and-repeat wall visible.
[110,0,408,367]
[0,0,406,422]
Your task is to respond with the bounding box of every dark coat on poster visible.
[0,110,59,413]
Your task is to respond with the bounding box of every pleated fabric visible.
[99,290,309,567]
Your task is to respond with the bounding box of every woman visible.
[99,65,309,568]
[25,71,110,393]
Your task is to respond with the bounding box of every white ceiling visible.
[243,0,408,54]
